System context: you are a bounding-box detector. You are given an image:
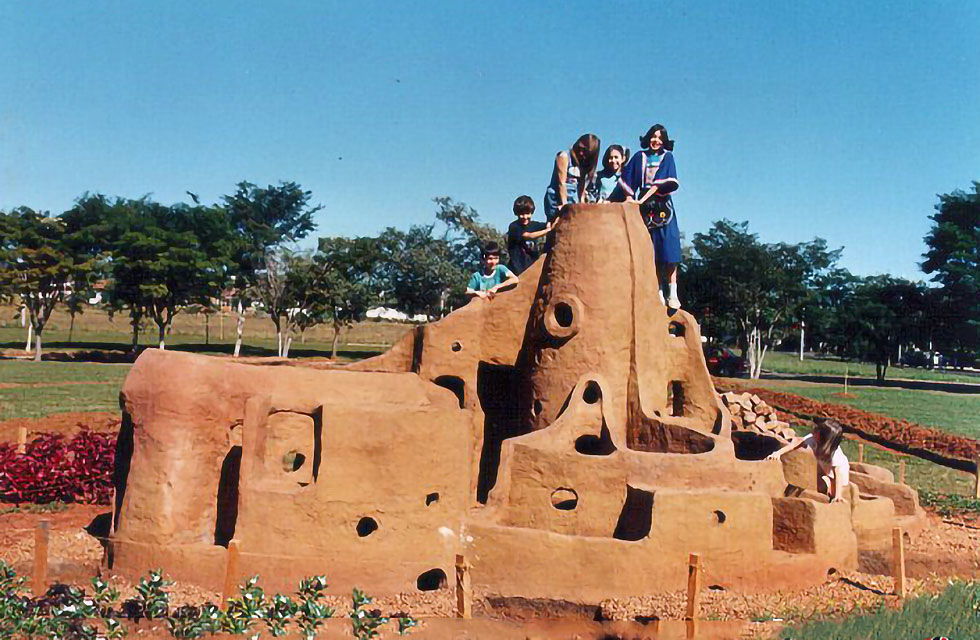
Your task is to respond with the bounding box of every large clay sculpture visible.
[110,203,925,600]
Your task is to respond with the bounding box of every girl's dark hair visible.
[812,419,844,465]
[639,124,675,152]
[513,195,535,215]
[602,144,629,171]
[570,133,601,184]
[482,241,501,258]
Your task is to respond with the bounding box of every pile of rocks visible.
[720,391,797,441]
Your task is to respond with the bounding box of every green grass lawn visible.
[0,361,131,420]
[764,350,980,384]
[752,380,980,441]
[780,581,980,639]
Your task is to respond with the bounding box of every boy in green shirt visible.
[466,242,519,301]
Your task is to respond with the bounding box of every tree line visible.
[2,181,977,380]
[0,184,499,360]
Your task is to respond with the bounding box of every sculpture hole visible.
[613,486,653,541]
[668,381,685,417]
[668,321,686,337]
[582,381,601,404]
[451,341,462,352]
[416,568,447,591]
[282,451,306,472]
[713,510,727,525]
[532,399,543,417]
[434,375,465,408]
[574,424,616,456]
[425,492,439,506]
[551,488,578,510]
[708,585,725,591]
[356,517,378,537]
[214,445,241,547]
[554,302,573,328]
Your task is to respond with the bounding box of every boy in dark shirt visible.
[506,195,550,275]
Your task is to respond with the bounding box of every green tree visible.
[0,208,96,361]
[684,220,841,378]
[377,225,468,319]
[433,196,506,267]
[314,236,386,358]
[844,276,927,382]
[921,181,980,356]
[223,181,321,356]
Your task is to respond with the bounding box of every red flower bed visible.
[0,431,116,505]
[744,387,979,462]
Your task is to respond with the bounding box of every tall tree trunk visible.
[25,322,33,353]
[68,312,76,343]
[158,322,167,350]
[283,334,292,358]
[131,319,140,354]
[331,323,341,359]
[234,301,244,357]
[33,330,42,362]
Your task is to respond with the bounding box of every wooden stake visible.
[455,554,472,619]
[33,521,50,596]
[898,459,906,485]
[858,443,864,464]
[685,553,702,621]
[974,453,980,500]
[221,539,241,607]
[892,527,906,598]
[17,426,28,454]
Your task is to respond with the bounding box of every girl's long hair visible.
[813,419,844,465]
[570,133,601,185]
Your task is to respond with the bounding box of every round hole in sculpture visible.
[712,510,727,525]
[582,381,601,405]
[356,517,378,537]
[551,488,578,511]
[668,321,686,337]
[532,399,543,417]
[416,568,447,591]
[282,451,306,472]
[451,341,462,352]
[554,302,573,328]
[425,492,439,506]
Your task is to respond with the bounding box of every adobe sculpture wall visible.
[109,202,927,601]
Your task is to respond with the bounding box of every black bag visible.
[638,189,674,229]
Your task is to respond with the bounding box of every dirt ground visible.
[0,411,120,444]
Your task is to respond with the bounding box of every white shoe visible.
[667,294,681,310]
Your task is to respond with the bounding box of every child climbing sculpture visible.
[767,419,851,502]
[466,242,519,301]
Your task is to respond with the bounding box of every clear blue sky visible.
[2,1,978,279]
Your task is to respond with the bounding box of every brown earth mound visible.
[719,383,978,463]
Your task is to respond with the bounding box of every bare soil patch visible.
[0,411,120,444]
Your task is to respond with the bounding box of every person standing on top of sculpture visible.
[543,134,601,245]
[618,124,682,309]
[466,242,520,301]
[589,144,630,203]
[506,195,550,275]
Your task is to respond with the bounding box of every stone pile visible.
[720,391,797,442]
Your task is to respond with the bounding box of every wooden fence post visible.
[857,443,864,464]
[898,459,906,485]
[33,521,50,596]
[221,539,241,606]
[17,426,28,454]
[892,527,906,598]
[455,554,472,619]
[685,553,702,621]
[974,453,980,500]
